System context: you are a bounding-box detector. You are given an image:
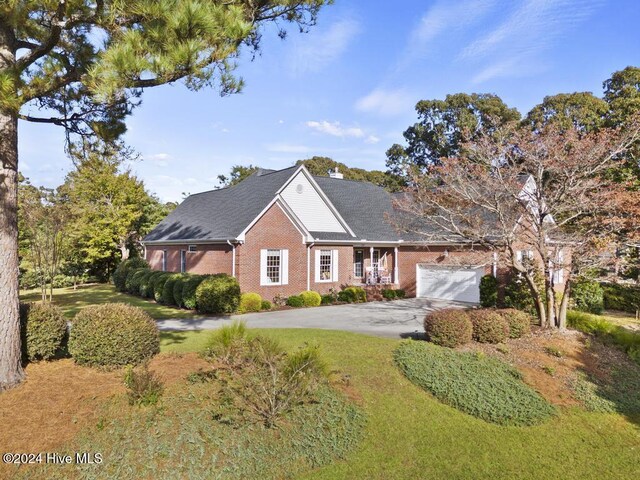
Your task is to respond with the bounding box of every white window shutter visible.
[332,249,339,282]
[260,249,268,285]
[314,249,321,282]
[528,250,534,260]
[516,250,523,262]
[282,249,289,285]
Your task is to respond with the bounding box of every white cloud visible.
[306,120,365,138]
[146,153,170,167]
[355,88,415,117]
[365,135,380,144]
[289,18,361,74]
[266,143,312,154]
[461,0,602,82]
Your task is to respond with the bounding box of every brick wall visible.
[146,244,233,275]
[309,245,353,294]
[236,202,308,301]
[397,245,493,297]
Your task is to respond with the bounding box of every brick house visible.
[142,165,564,303]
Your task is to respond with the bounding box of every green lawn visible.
[20,284,202,320]
[602,310,640,329]
[160,328,640,480]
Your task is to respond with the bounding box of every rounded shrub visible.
[394,289,406,299]
[19,302,67,361]
[195,274,241,314]
[126,268,149,295]
[300,290,321,307]
[497,308,532,338]
[181,274,207,310]
[69,303,160,367]
[261,300,272,311]
[337,286,367,303]
[162,274,183,306]
[479,275,498,308]
[153,273,173,303]
[238,292,263,313]
[286,295,305,308]
[145,271,166,299]
[173,275,187,308]
[424,309,473,348]
[382,289,397,300]
[571,279,604,314]
[468,309,510,344]
[113,257,149,292]
[137,270,155,298]
[321,294,334,305]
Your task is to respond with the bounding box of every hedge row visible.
[424,308,532,347]
[113,259,240,314]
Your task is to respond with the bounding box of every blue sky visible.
[19,0,640,202]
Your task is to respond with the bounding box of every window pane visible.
[320,250,332,280]
[354,250,363,277]
[266,249,281,283]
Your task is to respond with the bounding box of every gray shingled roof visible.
[144,165,461,244]
[312,176,402,241]
[143,167,297,242]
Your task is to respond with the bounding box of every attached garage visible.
[416,264,485,303]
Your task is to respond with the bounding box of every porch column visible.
[394,246,399,285]
[369,246,374,284]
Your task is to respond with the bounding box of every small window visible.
[266,249,281,284]
[188,245,197,253]
[315,249,338,282]
[354,249,364,278]
[319,250,332,281]
[180,250,186,273]
[162,250,167,272]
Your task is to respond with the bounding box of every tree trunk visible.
[545,280,556,329]
[119,243,130,261]
[525,273,547,327]
[0,21,24,390]
[558,279,571,331]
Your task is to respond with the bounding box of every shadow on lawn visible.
[574,337,640,428]
[160,331,193,346]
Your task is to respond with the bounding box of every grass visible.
[393,341,556,426]
[157,328,640,480]
[20,283,201,320]
[567,310,640,365]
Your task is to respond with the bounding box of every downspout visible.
[227,240,236,278]
[394,246,399,285]
[492,252,498,277]
[307,242,315,291]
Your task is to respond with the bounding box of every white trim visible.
[143,239,236,246]
[277,165,356,237]
[315,248,337,283]
[415,264,484,303]
[306,242,314,290]
[394,246,399,285]
[237,198,311,243]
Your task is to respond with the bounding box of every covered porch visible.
[351,245,399,286]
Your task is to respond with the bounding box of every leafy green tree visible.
[297,156,405,192]
[217,164,259,187]
[0,0,329,389]
[63,147,165,279]
[385,93,520,178]
[524,92,609,133]
[604,66,640,127]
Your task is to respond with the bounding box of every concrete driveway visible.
[156,298,467,339]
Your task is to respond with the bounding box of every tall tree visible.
[523,92,609,133]
[394,118,640,329]
[63,146,170,278]
[18,181,70,301]
[385,93,520,179]
[297,156,405,192]
[217,164,259,187]
[0,0,329,390]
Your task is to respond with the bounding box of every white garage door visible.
[416,265,484,303]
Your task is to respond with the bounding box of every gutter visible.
[142,238,237,246]
[307,242,315,291]
[227,240,236,278]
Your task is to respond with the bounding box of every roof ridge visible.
[313,175,380,186]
